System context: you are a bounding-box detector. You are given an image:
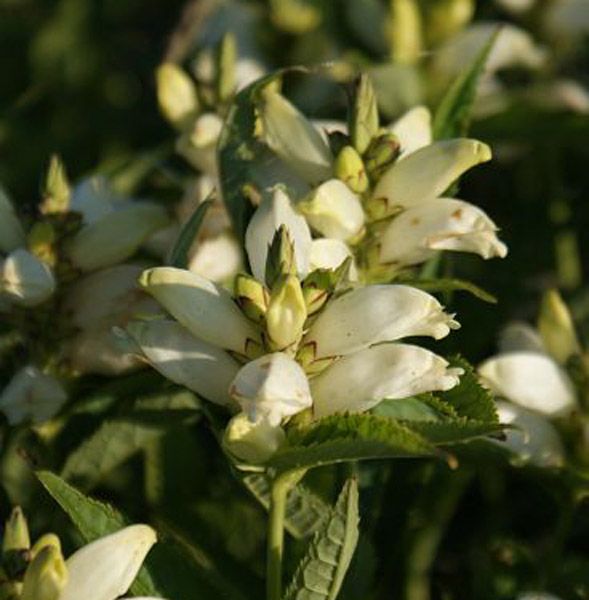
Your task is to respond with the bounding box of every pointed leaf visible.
[398,277,497,304]
[168,196,214,268]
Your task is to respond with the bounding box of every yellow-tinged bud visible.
[223,412,285,464]
[41,155,70,215]
[216,32,237,104]
[349,74,379,155]
[234,274,269,323]
[538,289,581,364]
[302,271,331,315]
[20,546,68,600]
[295,342,336,375]
[30,534,61,560]
[266,275,307,350]
[335,146,369,194]
[364,133,401,182]
[423,0,474,47]
[27,222,57,267]
[265,225,297,287]
[156,63,199,129]
[387,0,423,65]
[3,507,30,553]
[269,0,321,34]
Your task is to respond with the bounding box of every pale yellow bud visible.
[266,274,307,350]
[234,273,269,323]
[41,155,70,214]
[223,412,285,464]
[156,63,199,129]
[3,507,30,553]
[20,546,68,600]
[334,146,369,194]
[424,0,474,46]
[538,289,581,364]
[387,0,423,64]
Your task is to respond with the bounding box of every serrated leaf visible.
[400,277,497,304]
[284,478,360,600]
[168,195,214,268]
[404,419,505,445]
[433,28,500,140]
[242,473,330,539]
[269,414,435,473]
[440,356,499,423]
[372,396,445,421]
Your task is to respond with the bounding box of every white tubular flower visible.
[156,62,199,128]
[0,186,26,253]
[224,412,286,464]
[305,285,459,359]
[388,106,432,158]
[60,525,157,600]
[229,353,312,426]
[127,320,240,406]
[258,89,333,184]
[139,267,260,355]
[372,139,492,211]
[188,233,242,283]
[309,239,357,279]
[297,179,365,241]
[478,351,577,417]
[0,366,67,425]
[495,401,565,468]
[67,203,169,272]
[245,187,312,282]
[380,198,508,266]
[176,112,224,176]
[312,344,462,418]
[0,249,55,307]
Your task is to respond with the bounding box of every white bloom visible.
[388,105,432,158]
[478,351,577,417]
[188,233,242,283]
[258,89,333,184]
[230,353,312,426]
[309,239,357,279]
[498,322,546,354]
[156,62,199,128]
[0,249,55,306]
[297,179,365,241]
[496,401,565,468]
[70,177,121,224]
[0,366,67,425]
[176,112,224,176]
[127,320,240,406]
[245,187,312,282]
[60,525,157,600]
[0,186,26,253]
[372,139,492,211]
[139,267,260,355]
[224,412,285,463]
[380,198,508,265]
[312,344,462,417]
[305,285,459,359]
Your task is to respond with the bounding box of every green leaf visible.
[284,478,360,600]
[168,195,214,268]
[269,414,435,473]
[405,419,505,445]
[440,356,499,423]
[433,28,500,140]
[401,277,497,304]
[242,473,330,539]
[372,396,447,421]
[61,421,165,491]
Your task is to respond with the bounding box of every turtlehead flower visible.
[1,249,56,307]
[0,366,67,425]
[223,412,286,464]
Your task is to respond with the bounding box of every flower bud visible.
[349,74,379,155]
[423,0,474,46]
[41,155,70,214]
[364,133,401,182]
[156,63,199,129]
[302,270,332,315]
[334,146,368,193]
[0,249,55,307]
[297,179,365,241]
[269,0,321,34]
[215,32,237,104]
[20,546,68,600]
[223,412,285,464]
[234,273,269,323]
[265,225,297,287]
[387,0,423,64]
[0,186,25,253]
[27,222,57,268]
[3,507,30,553]
[30,534,62,560]
[538,289,581,364]
[266,274,307,350]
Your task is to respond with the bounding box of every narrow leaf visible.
[401,277,497,304]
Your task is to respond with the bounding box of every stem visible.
[267,478,289,600]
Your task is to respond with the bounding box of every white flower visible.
[387,105,432,158]
[224,412,285,463]
[304,284,459,359]
[478,351,577,417]
[309,239,357,279]
[0,186,26,253]
[229,353,312,426]
[380,198,508,265]
[188,233,242,283]
[312,344,462,417]
[0,249,56,306]
[245,187,312,283]
[176,112,224,176]
[0,366,67,425]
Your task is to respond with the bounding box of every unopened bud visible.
[41,155,70,215]
[27,222,57,268]
[538,289,581,364]
[223,412,285,464]
[3,507,30,553]
[216,32,237,104]
[265,225,297,287]
[349,74,379,155]
[30,535,61,561]
[234,274,269,323]
[302,270,332,315]
[266,274,307,350]
[424,0,474,46]
[387,0,423,64]
[156,63,199,129]
[269,0,321,34]
[20,546,67,600]
[364,133,401,182]
[335,146,369,193]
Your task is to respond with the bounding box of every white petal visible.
[68,203,169,271]
[372,139,492,210]
[223,412,285,464]
[230,353,312,426]
[380,198,508,266]
[61,525,156,600]
[298,179,365,241]
[0,186,25,253]
[478,352,577,417]
[139,267,259,355]
[309,239,357,279]
[188,233,242,283]
[1,249,55,306]
[498,322,546,354]
[70,177,119,225]
[245,187,312,282]
[305,285,458,359]
[312,344,462,417]
[388,106,432,158]
[259,90,333,184]
[176,113,224,176]
[235,58,266,91]
[0,366,67,425]
[127,320,240,406]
